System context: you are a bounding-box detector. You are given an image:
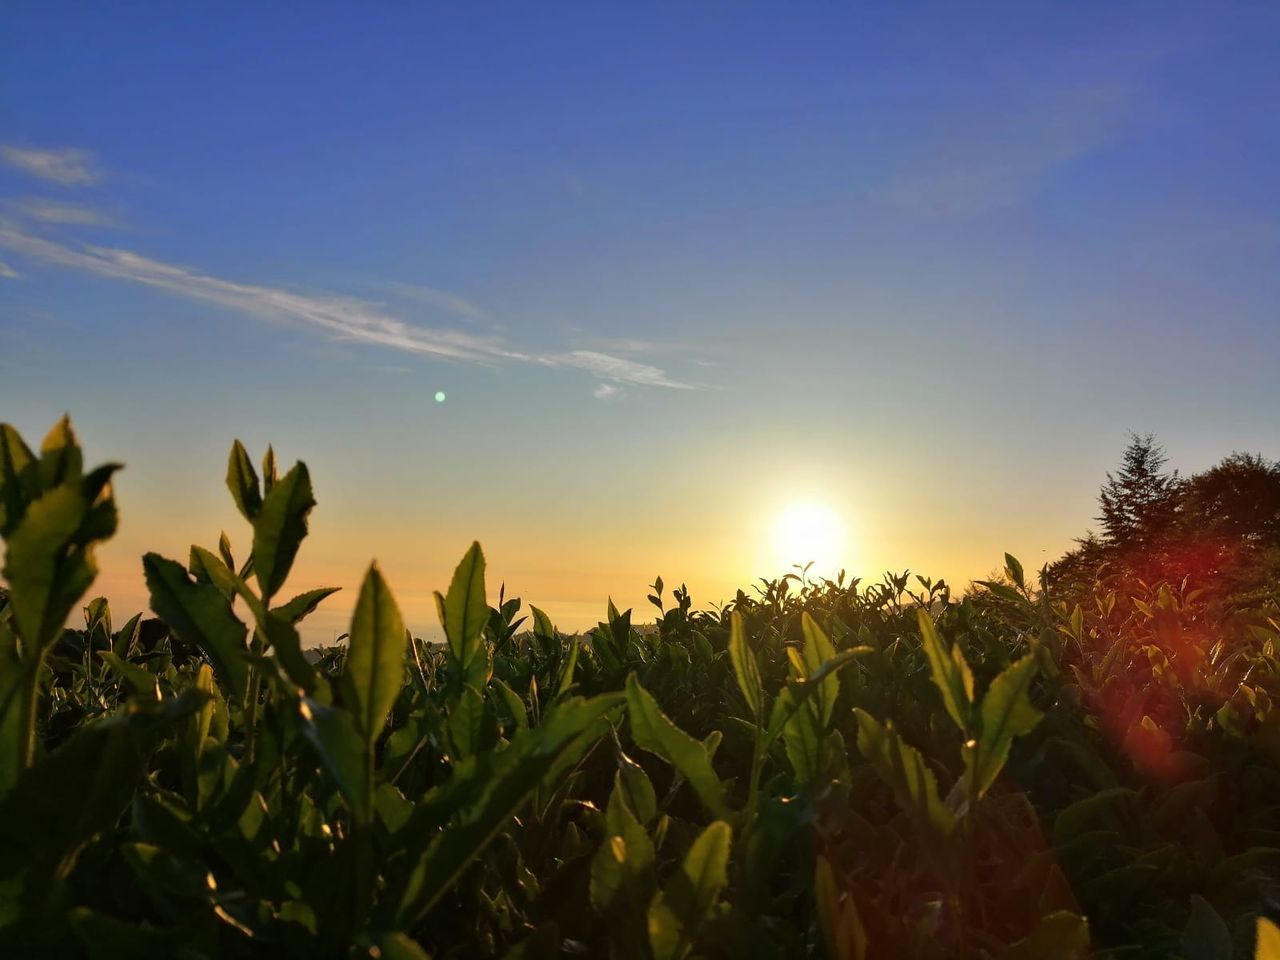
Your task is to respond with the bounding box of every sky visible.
[2,2,1278,643]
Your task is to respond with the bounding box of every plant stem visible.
[19,648,47,769]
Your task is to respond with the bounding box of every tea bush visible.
[2,417,1279,958]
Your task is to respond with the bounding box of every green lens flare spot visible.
[435,391,447,403]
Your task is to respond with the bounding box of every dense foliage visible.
[2,417,1280,958]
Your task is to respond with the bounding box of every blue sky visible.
[2,2,1278,641]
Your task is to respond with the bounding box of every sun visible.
[772,502,847,577]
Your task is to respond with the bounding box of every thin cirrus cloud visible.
[0,223,696,392]
[880,84,1131,217]
[0,145,101,186]
[0,260,18,279]
[9,197,118,227]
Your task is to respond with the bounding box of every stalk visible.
[18,647,48,769]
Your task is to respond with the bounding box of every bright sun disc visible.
[773,502,846,576]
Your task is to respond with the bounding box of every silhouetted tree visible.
[1097,433,1181,551]
[1177,452,1280,546]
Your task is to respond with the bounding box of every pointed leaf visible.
[299,698,370,823]
[394,692,623,927]
[854,708,955,836]
[251,462,315,602]
[647,820,731,960]
[225,440,261,522]
[917,609,972,734]
[0,423,36,536]
[728,611,763,720]
[143,554,248,700]
[437,541,489,689]
[800,612,839,726]
[4,482,109,651]
[344,563,407,743]
[625,674,728,819]
[967,653,1041,799]
[273,586,340,625]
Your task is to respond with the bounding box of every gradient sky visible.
[2,2,1278,643]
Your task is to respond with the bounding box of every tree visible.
[1178,452,1280,546]
[1096,433,1181,551]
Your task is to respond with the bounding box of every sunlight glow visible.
[772,502,847,577]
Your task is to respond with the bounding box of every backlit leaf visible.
[251,462,315,602]
[917,609,973,734]
[625,673,728,819]
[143,554,248,700]
[854,708,955,836]
[728,611,763,720]
[344,563,407,743]
[647,820,731,960]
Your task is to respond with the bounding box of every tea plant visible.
[1,416,1278,958]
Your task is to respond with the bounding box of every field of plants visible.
[2,416,1280,958]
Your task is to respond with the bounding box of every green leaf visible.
[446,685,497,759]
[617,752,657,825]
[0,423,36,536]
[273,586,340,625]
[143,554,248,700]
[1001,911,1089,960]
[436,542,490,689]
[377,932,433,960]
[394,692,623,927]
[854,708,955,836]
[765,648,869,747]
[554,636,580,700]
[261,445,278,494]
[344,563,407,743]
[1004,553,1025,590]
[799,612,840,726]
[647,820,731,960]
[591,775,657,914]
[217,531,236,572]
[98,651,159,699]
[1180,895,1231,960]
[815,855,867,960]
[37,414,83,489]
[251,462,315,602]
[189,545,257,611]
[917,609,972,734]
[966,653,1041,800]
[262,612,316,693]
[727,611,763,720]
[491,677,528,731]
[782,688,823,785]
[625,674,728,818]
[225,440,261,522]
[4,482,110,652]
[112,612,141,660]
[0,717,147,915]
[298,697,370,823]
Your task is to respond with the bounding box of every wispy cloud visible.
[0,225,522,362]
[0,260,18,279]
[593,383,622,400]
[543,350,695,389]
[9,197,118,226]
[0,145,101,186]
[880,85,1131,217]
[384,281,490,323]
[0,224,696,392]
